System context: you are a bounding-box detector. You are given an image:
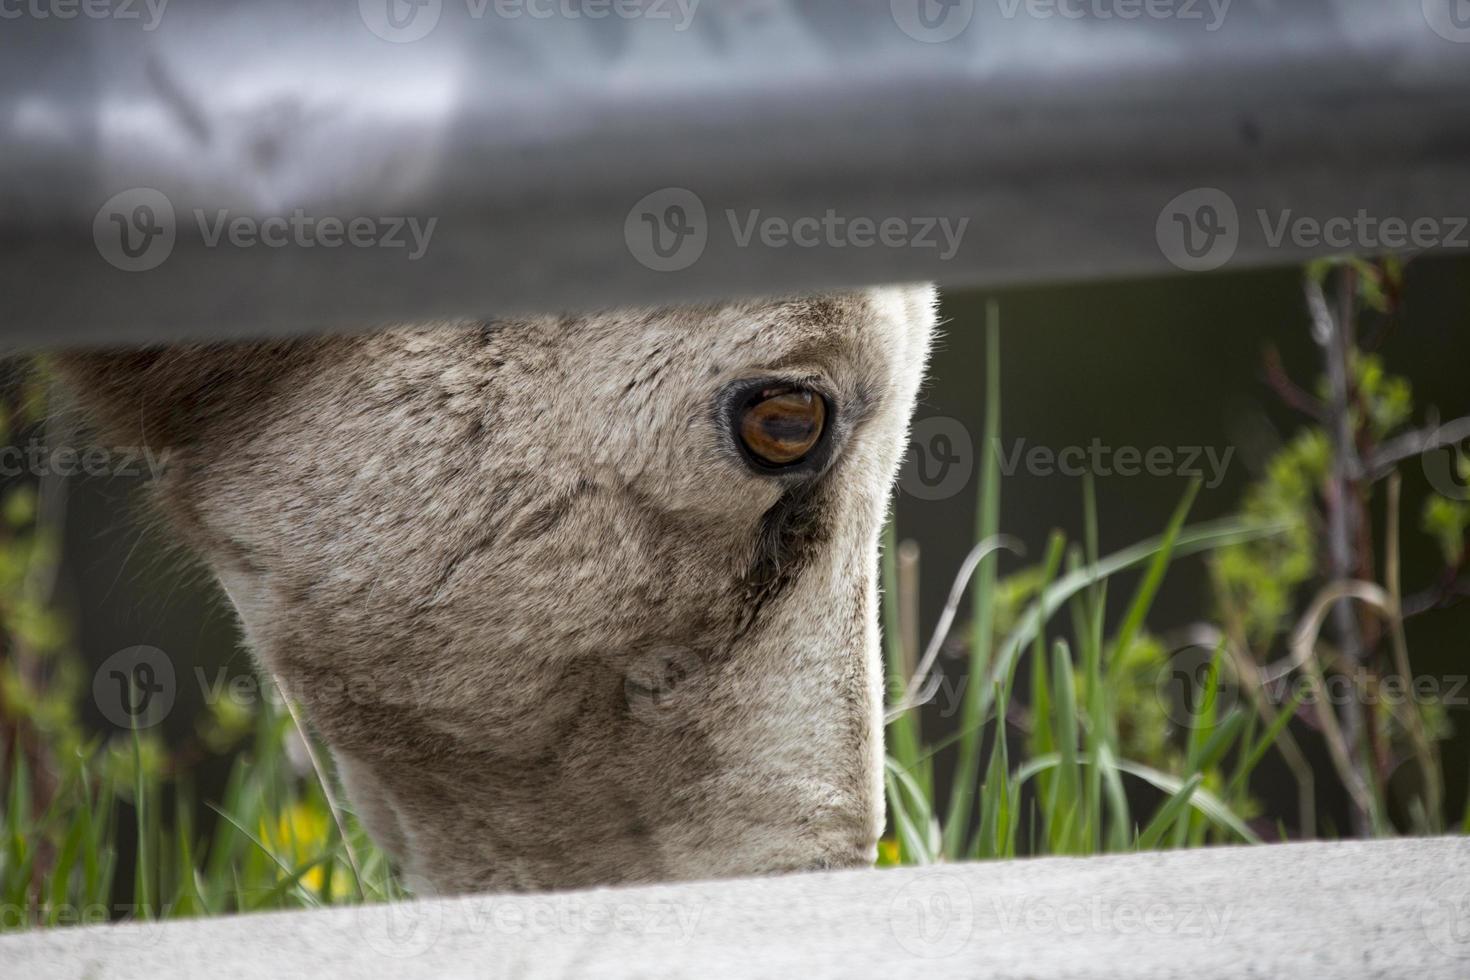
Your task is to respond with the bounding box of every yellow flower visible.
[261,802,351,899]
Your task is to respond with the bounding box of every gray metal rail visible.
[2,0,1469,345]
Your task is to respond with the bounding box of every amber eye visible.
[738,386,827,468]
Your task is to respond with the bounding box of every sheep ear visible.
[51,343,303,448]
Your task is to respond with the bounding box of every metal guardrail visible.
[2,0,1469,345]
[4,837,1469,978]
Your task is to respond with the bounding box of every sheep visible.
[57,285,936,893]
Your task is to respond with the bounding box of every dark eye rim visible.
[720,376,837,477]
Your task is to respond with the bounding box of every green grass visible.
[3,282,1466,931]
[879,311,1301,864]
[2,698,395,930]
[879,297,1464,863]
[3,470,1294,933]
[881,485,1290,863]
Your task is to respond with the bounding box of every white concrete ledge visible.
[5,838,1468,979]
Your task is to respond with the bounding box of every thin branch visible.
[1402,574,1470,618]
[1262,345,1324,421]
[887,534,1024,721]
[1306,272,1371,835]
[1384,473,1443,831]
[1170,621,1317,838]
[1357,412,1470,482]
[272,675,367,898]
[1289,583,1378,825]
[897,539,921,684]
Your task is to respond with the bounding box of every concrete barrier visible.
[4,837,1467,979]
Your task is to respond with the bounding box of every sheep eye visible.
[738,386,827,468]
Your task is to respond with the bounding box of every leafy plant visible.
[4,263,1469,935]
[882,260,1469,863]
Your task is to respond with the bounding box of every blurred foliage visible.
[0,363,391,932]
[1213,429,1327,645]
[884,259,1470,864]
[2,256,1468,936]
